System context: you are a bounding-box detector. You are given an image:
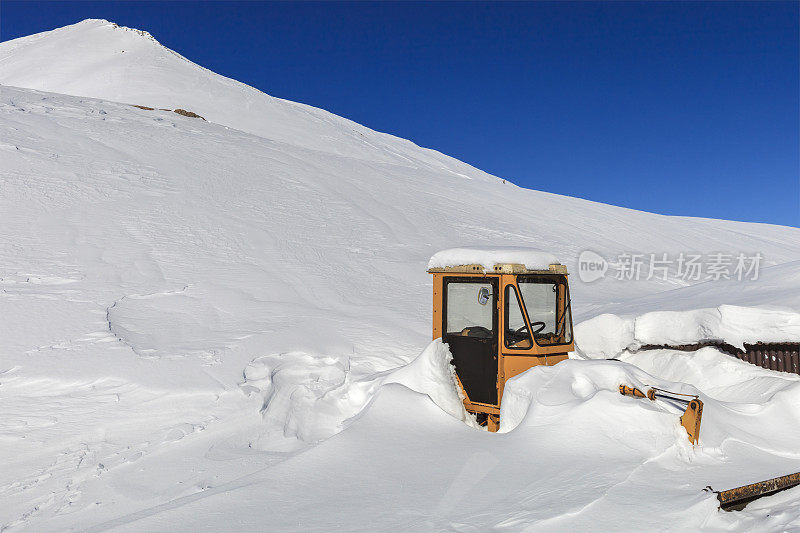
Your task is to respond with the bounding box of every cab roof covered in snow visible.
[427,247,567,274]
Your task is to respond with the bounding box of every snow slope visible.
[1,19,799,531]
[0,19,494,169]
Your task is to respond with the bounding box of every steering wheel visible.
[515,321,546,336]
[460,326,493,338]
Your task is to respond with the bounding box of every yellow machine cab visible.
[428,248,574,431]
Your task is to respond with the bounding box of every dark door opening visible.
[442,277,499,405]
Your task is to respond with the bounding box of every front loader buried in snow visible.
[620,385,800,510]
[618,385,703,444]
[428,254,573,432]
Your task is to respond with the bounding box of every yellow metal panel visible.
[432,273,443,340]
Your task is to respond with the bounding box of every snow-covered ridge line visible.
[575,305,800,359]
[103,19,159,43]
[0,19,504,179]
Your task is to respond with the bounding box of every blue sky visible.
[2,1,798,226]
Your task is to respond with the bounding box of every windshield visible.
[516,275,572,346]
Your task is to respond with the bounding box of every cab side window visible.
[505,285,532,348]
[445,281,493,338]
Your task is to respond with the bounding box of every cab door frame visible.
[498,274,571,403]
[440,275,500,407]
[433,272,502,413]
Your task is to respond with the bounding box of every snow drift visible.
[75,350,800,531]
[575,304,800,358]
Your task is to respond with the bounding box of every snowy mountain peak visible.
[1,18,163,57]
[0,19,488,173]
[75,18,156,35]
[85,18,161,43]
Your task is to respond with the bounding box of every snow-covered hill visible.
[1,19,799,531]
[0,18,497,169]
